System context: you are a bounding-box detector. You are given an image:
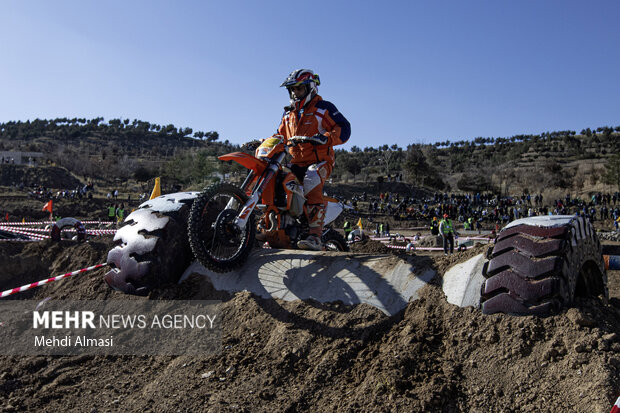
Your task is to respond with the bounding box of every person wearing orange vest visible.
[272,69,351,250]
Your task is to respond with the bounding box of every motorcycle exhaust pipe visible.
[267,211,277,232]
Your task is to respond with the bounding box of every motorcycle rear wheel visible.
[188,183,256,273]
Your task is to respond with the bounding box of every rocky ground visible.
[0,191,619,412]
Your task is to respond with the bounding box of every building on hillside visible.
[0,151,44,165]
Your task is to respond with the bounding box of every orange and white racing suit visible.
[273,94,351,236]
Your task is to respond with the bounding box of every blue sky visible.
[1,1,619,150]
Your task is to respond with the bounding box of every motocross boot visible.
[297,204,325,251]
[297,234,322,251]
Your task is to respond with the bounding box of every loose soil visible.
[0,193,619,412]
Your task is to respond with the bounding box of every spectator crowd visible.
[342,190,620,232]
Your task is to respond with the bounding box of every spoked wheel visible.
[188,183,256,273]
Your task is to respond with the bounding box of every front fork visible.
[233,163,279,230]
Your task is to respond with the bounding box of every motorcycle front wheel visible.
[322,228,349,252]
[188,183,256,273]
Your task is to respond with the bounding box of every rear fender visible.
[219,152,268,175]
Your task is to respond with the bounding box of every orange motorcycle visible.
[187,137,349,273]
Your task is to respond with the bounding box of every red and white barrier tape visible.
[384,244,445,251]
[2,220,116,226]
[0,263,108,298]
[0,225,117,239]
[0,226,49,240]
[84,229,117,235]
[385,244,407,250]
[610,395,620,413]
[3,227,117,235]
[1,221,53,226]
[81,221,116,225]
[0,227,49,232]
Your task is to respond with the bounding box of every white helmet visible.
[280,69,320,108]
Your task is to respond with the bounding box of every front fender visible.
[219,152,268,175]
[324,201,344,226]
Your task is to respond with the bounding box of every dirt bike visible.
[187,137,349,273]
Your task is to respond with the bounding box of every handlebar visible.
[244,135,318,150]
[287,136,309,146]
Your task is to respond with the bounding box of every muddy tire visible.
[323,228,349,252]
[105,192,199,295]
[188,183,256,273]
[480,215,608,316]
[51,217,86,241]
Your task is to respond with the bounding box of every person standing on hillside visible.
[430,216,439,236]
[271,69,351,250]
[108,203,117,223]
[116,203,125,226]
[343,220,352,239]
[439,213,455,255]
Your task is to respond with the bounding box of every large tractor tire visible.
[480,215,608,316]
[105,192,199,295]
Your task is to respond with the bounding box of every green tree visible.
[457,173,494,192]
[403,146,428,185]
[205,131,219,142]
[342,155,362,180]
[602,154,620,191]
[133,166,154,182]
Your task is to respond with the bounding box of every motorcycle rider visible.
[272,69,351,250]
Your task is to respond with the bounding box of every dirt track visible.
[0,236,619,412]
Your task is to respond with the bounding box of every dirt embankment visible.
[0,239,618,412]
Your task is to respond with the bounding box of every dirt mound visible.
[418,234,442,247]
[433,243,491,274]
[0,164,82,188]
[349,238,391,254]
[0,239,115,301]
[0,239,619,412]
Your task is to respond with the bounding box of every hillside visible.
[1,118,619,199]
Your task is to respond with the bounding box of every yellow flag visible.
[356,217,363,229]
[149,177,161,200]
[22,217,25,223]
